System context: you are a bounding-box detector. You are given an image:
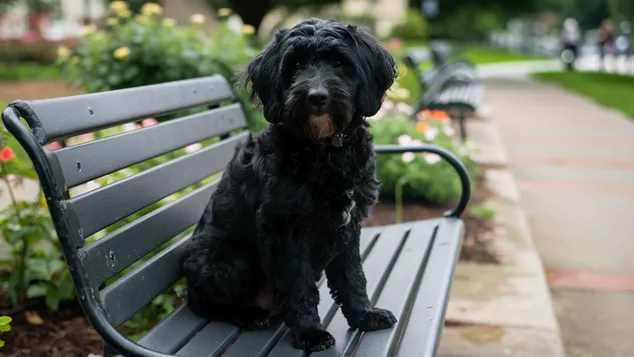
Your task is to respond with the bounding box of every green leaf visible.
[45,291,60,311]
[0,339,4,348]
[26,284,48,298]
[0,316,11,325]
[0,325,10,333]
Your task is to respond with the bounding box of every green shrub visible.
[369,104,479,208]
[390,9,430,41]
[0,131,75,312]
[59,1,267,130]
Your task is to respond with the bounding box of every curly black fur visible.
[182,18,398,352]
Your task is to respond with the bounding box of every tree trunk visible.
[228,0,272,31]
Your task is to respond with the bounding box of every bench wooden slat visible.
[268,223,416,357]
[137,304,208,354]
[68,132,248,238]
[82,181,218,286]
[395,219,464,357]
[21,75,234,144]
[219,228,381,357]
[52,104,246,189]
[101,236,190,327]
[176,322,240,357]
[351,221,437,357]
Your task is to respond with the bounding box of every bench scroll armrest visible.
[373,144,471,218]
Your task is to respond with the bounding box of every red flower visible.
[0,146,14,163]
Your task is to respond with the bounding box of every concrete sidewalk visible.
[485,77,634,357]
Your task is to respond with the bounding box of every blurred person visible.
[560,18,581,70]
[597,18,616,70]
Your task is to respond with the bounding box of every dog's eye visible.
[295,62,301,69]
[333,60,342,67]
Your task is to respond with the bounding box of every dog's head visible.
[242,18,397,142]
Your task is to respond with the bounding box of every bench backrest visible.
[1,75,249,331]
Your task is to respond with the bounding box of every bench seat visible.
[131,220,463,357]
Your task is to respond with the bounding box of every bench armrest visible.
[373,144,471,218]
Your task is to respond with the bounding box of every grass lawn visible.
[532,71,634,119]
[0,62,62,82]
[459,46,547,65]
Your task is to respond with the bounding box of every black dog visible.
[182,18,398,352]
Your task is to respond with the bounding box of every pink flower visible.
[184,143,202,153]
[423,153,441,165]
[397,134,413,146]
[44,141,63,150]
[401,152,415,163]
[141,118,158,127]
[423,127,439,141]
[123,122,141,132]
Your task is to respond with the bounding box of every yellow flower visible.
[190,13,205,25]
[135,14,149,25]
[217,8,232,17]
[40,194,47,209]
[242,24,255,35]
[113,47,130,60]
[162,18,176,27]
[56,46,70,60]
[109,0,127,12]
[120,8,132,18]
[106,17,118,26]
[69,56,80,65]
[140,2,162,16]
[84,24,96,35]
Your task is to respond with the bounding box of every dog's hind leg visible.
[183,235,271,330]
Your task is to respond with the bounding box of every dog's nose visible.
[308,88,329,106]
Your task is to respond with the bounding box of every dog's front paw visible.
[291,328,335,351]
[348,308,397,331]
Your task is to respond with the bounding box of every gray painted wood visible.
[51,104,246,189]
[350,221,438,357]
[109,220,462,357]
[24,75,234,144]
[68,132,248,238]
[137,304,207,354]
[81,181,218,286]
[394,219,464,357]
[176,322,240,357]
[101,236,190,327]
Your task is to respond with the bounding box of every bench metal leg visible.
[458,111,467,142]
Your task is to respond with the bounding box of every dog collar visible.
[330,133,345,147]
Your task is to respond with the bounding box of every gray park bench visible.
[404,43,484,141]
[2,75,471,357]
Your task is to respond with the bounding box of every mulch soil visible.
[365,175,499,264]
[0,80,498,357]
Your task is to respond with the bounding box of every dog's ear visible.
[239,28,288,123]
[348,25,398,117]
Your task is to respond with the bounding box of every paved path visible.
[485,77,634,357]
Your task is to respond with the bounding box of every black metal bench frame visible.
[2,75,471,357]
